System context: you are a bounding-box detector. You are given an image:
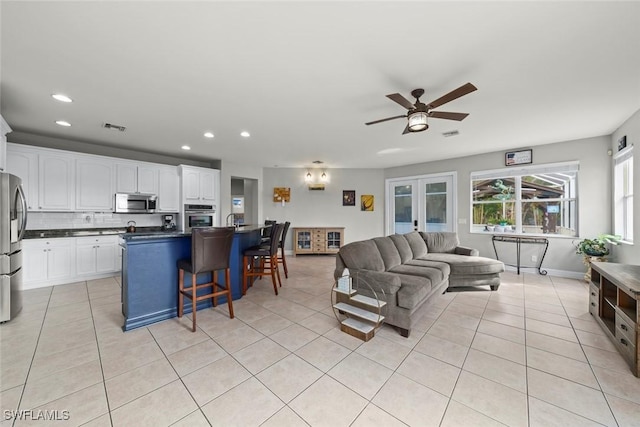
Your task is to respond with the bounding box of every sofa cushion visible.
[421,254,505,275]
[389,264,446,286]
[339,240,385,272]
[403,231,428,258]
[389,234,413,263]
[405,259,451,277]
[420,232,459,254]
[373,237,402,271]
[394,274,432,310]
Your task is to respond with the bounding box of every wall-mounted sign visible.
[505,149,532,166]
[618,135,627,151]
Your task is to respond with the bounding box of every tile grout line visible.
[11,285,53,427]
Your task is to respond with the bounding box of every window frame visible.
[614,146,633,243]
[470,161,579,238]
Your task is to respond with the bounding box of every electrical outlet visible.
[531,255,537,262]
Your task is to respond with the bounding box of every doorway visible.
[231,177,258,226]
[386,172,457,235]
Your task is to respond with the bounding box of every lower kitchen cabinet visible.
[76,236,118,276]
[23,236,121,289]
[23,238,75,286]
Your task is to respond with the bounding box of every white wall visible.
[220,160,263,226]
[262,168,385,250]
[385,136,612,275]
[610,108,640,265]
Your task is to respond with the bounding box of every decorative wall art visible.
[505,149,532,166]
[361,195,374,211]
[343,190,355,206]
[273,187,290,203]
[618,135,627,151]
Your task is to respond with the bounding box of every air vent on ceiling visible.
[442,130,459,137]
[103,123,126,132]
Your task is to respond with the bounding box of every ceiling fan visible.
[365,82,477,134]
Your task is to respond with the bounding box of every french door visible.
[386,173,456,235]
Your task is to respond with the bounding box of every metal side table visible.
[491,235,549,275]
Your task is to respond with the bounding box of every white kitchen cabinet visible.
[6,144,38,210]
[180,165,218,205]
[116,163,158,194]
[39,153,74,211]
[0,115,11,171]
[76,236,117,276]
[157,166,180,212]
[76,157,114,211]
[23,238,75,286]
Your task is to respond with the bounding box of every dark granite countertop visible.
[25,224,270,240]
[24,226,173,239]
[120,225,269,241]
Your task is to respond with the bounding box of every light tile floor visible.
[1,256,640,426]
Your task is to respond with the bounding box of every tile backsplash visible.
[26,212,168,230]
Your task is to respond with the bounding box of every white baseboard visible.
[503,265,584,280]
[21,271,120,290]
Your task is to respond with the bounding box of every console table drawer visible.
[615,312,636,344]
[589,292,599,316]
[616,326,637,365]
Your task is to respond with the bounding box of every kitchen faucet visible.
[225,213,237,227]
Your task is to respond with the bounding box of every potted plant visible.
[575,234,622,282]
[574,234,622,257]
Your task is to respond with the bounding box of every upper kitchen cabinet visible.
[76,157,114,211]
[157,166,180,212]
[180,165,219,205]
[6,143,38,210]
[116,163,158,195]
[0,115,11,171]
[39,153,75,211]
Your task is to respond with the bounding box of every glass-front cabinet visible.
[293,227,344,255]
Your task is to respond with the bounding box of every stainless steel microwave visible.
[115,193,157,213]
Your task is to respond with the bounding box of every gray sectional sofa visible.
[334,231,504,337]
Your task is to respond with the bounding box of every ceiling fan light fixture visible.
[408,112,428,132]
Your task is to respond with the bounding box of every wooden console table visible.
[293,227,344,255]
[491,235,549,275]
[590,262,639,377]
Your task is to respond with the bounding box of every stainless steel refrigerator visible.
[1,172,27,322]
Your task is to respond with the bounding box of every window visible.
[614,147,633,242]
[471,162,579,237]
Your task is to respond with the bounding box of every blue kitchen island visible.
[119,225,265,331]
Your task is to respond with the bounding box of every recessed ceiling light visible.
[181,145,191,150]
[204,132,214,138]
[55,120,71,127]
[52,94,72,103]
[240,131,250,138]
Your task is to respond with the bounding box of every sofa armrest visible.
[349,269,402,296]
[455,246,479,256]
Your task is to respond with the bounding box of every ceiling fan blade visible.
[365,115,406,125]
[386,93,415,110]
[402,123,410,135]
[427,82,477,109]
[428,111,469,121]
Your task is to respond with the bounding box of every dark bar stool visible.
[243,222,284,295]
[177,227,236,332]
[278,221,291,278]
[261,219,276,244]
